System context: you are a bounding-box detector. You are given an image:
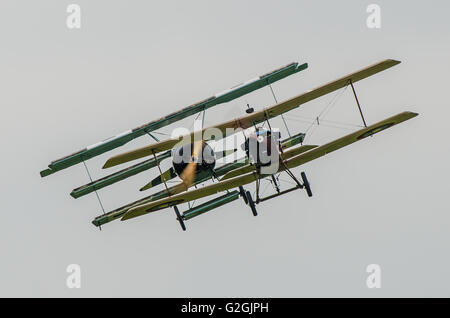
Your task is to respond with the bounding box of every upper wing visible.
[104,59,401,169]
[40,62,307,177]
[121,111,418,221]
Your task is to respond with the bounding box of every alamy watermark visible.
[366,264,381,289]
[66,4,81,29]
[366,4,381,29]
[66,264,81,289]
[170,120,281,175]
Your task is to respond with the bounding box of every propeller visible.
[180,140,204,188]
[139,142,237,192]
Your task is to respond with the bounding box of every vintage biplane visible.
[40,59,418,231]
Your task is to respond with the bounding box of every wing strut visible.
[146,131,160,142]
[268,82,292,137]
[349,80,368,128]
[152,151,170,194]
[152,146,187,231]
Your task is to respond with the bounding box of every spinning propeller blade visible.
[180,140,204,188]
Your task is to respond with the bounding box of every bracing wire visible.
[302,85,349,141]
[151,131,170,136]
[284,114,364,129]
[269,83,292,137]
[82,160,106,216]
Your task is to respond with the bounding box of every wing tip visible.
[102,159,114,169]
[40,168,54,178]
[121,212,133,221]
[403,111,419,120]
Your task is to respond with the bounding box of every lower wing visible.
[121,111,418,222]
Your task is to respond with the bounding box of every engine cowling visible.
[172,142,216,181]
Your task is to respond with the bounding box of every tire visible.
[301,172,313,197]
[173,206,186,231]
[239,186,249,205]
[245,191,258,216]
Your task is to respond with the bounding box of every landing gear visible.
[245,191,258,216]
[239,171,311,218]
[173,206,186,231]
[280,156,313,198]
[238,186,248,205]
[239,185,258,216]
[300,171,313,197]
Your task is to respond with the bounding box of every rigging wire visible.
[150,131,170,136]
[252,178,272,198]
[284,117,362,131]
[82,160,106,218]
[269,83,291,137]
[303,85,349,142]
[278,177,299,186]
[284,114,364,129]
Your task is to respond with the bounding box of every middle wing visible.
[104,59,401,168]
[121,111,418,221]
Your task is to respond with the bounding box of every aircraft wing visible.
[220,144,318,180]
[284,111,418,170]
[40,62,307,177]
[104,59,401,169]
[92,158,250,227]
[121,111,418,221]
[122,172,260,221]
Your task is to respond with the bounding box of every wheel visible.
[239,186,249,205]
[245,191,258,216]
[173,206,186,231]
[301,172,313,197]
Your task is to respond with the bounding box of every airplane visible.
[40,59,418,231]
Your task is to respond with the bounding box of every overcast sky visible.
[1,0,449,297]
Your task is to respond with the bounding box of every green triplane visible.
[40,59,418,231]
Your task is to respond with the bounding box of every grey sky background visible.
[0,0,449,297]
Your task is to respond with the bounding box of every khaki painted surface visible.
[103,59,401,169]
[220,144,318,180]
[121,111,417,221]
